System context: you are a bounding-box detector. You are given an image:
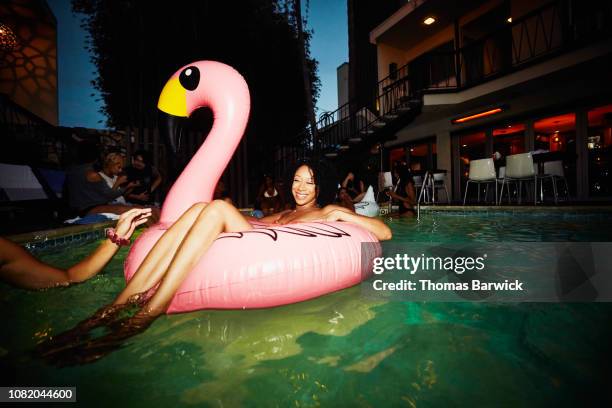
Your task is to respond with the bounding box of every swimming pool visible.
[2,211,611,406]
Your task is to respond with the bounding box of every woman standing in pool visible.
[39,162,391,363]
[386,164,416,217]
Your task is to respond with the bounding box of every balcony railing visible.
[417,0,611,91]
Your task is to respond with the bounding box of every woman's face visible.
[133,155,146,170]
[107,159,123,176]
[292,165,318,208]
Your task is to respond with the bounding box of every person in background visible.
[341,171,366,202]
[66,144,136,216]
[386,164,416,217]
[124,150,162,205]
[256,174,283,215]
[337,186,355,211]
[66,145,160,223]
[213,179,233,204]
[0,208,151,289]
[363,143,382,198]
[97,152,129,205]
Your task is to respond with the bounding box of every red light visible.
[452,108,503,124]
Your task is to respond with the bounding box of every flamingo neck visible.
[160,99,249,223]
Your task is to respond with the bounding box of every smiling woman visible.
[37,61,390,365]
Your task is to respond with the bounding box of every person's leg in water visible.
[35,202,209,359]
[39,200,252,363]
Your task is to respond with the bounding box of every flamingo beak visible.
[159,112,184,154]
[158,78,188,117]
[158,77,189,154]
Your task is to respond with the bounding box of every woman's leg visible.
[142,200,252,315]
[37,200,252,364]
[113,202,208,305]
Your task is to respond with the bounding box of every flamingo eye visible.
[179,66,200,91]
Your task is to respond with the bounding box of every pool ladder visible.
[415,171,433,222]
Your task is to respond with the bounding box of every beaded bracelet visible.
[105,228,131,246]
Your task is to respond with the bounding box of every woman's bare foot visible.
[42,312,158,366]
[36,291,150,358]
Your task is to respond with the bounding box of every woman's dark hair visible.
[395,164,414,193]
[284,159,339,208]
[133,149,152,165]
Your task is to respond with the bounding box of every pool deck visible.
[419,204,612,212]
[7,221,114,251]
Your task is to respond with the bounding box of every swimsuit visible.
[263,188,279,198]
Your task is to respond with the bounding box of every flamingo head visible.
[157,60,249,153]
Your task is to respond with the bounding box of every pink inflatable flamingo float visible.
[124,61,381,313]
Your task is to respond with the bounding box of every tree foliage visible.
[71,0,320,151]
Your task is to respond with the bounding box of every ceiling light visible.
[423,17,436,25]
[507,17,512,23]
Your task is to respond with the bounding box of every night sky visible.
[47,0,348,129]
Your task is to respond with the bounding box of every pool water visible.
[2,212,612,407]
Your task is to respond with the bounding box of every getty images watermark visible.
[371,253,523,292]
[360,242,612,302]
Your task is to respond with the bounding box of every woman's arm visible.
[341,172,354,189]
[60,208,151,282]
[387,184,415,205]
[405,183,416,206]
[358,180,365,193]
[386,190,408,202]
[0,209,151,289]
[322,205,392,241]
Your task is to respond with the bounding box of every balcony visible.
[273,1,612,173]
[388,1,612,96]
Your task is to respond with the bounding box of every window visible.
[389,146,407,168]
[493,123,525,158]
[458,131,487,197]
[407,143,429,171]
[388,138,437,172]
[587,105,612,196]
[534,113,576,195]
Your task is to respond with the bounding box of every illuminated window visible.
[534,113,576,195]
[587,105,612,196]
[493,123,526,157]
